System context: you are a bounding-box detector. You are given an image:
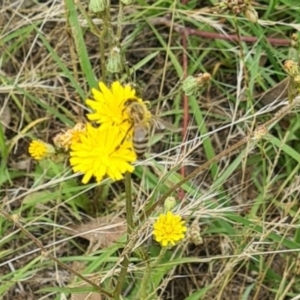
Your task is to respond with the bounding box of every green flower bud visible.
[182,76,198,96]
[164,196,177,212]
[106,47,122,73]
[89,0,107,13]
[182,73,211,96]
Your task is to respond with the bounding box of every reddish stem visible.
[178,1,190,201]
[181,27,290,46]
[150,17,290,46]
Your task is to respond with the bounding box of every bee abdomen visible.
[133,127,149,156]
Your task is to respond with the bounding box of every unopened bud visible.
[28,140,56,160]
[106,47,122,73]
[252,125,268,141]
[284,60,300,77]
[295,75,300,84]
[244,4,258,23]
[292,33,299,42]
[182,73,211,96]
[291,33,299,48]
[89,0,108,13]
[164,196,177,212]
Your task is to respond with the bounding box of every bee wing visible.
[151,116,178,132]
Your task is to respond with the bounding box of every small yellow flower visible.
[85,81,145,133]
[153,211,187,247]
[53,123,86,151]
[69,123,137,184]
[28,140,54,160]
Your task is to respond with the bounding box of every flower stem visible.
[138,261,151,299]
[134,247,150,299]
[138,247,167,299]
[125,171,134,233]
[113,172,134,298]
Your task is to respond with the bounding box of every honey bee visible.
[124,99,173,157]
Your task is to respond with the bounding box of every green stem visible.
[116,1,128,76]
[75,0,101,36]
[99,16,107,82]
[125,171,134,232]
[153,247,167,266]
[116,1,124,40]
[113,172,134,299]
[134,247,150,299]
[138,261,151,299]
[138,247,167,299]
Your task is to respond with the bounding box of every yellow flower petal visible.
[69,123,137,184]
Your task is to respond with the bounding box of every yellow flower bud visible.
[28,140,55,160]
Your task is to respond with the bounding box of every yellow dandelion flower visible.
[69,123,137,184]
[28,140,55,160]
[85,81,146,132]
[153,211,187,247]
[53,123,86,151]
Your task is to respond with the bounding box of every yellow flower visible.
[28,140,55,160]
[85,81,145,133]
[69,123,137,184]
[53,123,86,151]
[153,211,187,247]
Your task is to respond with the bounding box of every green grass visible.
[1,0,300,299]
